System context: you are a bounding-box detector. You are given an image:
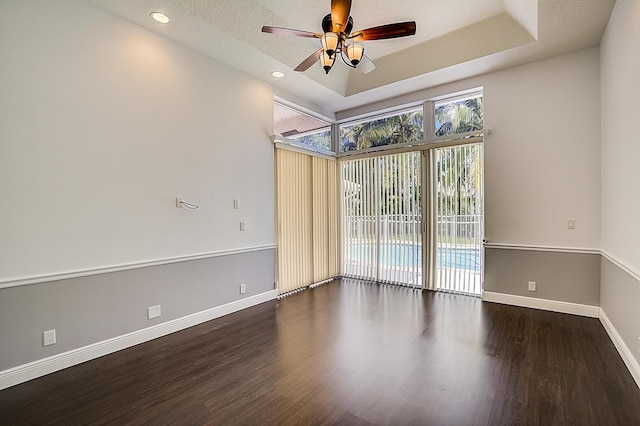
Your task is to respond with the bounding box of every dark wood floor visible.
[2,279,640,425]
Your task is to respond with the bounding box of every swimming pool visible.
[346,244,480,271]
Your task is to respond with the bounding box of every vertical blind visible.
[276,148,338,294]
[342,152,422,288]
[432,143,484,295]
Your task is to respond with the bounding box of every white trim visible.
[599,309,640,389]
[273,140,336,161]
[482,291,600,318]
[601,250,640,282]
[0,290,278,390]
[0,244,277,289]
[337,131,485,160]
[482,245,638,278]
[484,243,600,255]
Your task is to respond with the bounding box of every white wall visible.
[600,0,640,273]
[599,0,640,379]
[339,48,602,252]
[0,0,275,282]
[483,48,601,249]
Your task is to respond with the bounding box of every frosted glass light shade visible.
[346,43,364,66]
[320,51,335,74]
[321,32,339,57]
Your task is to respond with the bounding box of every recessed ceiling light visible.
[150,12,170,24]
[271,71,285,78]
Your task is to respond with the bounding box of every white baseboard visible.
[482,291,600,318]
[599,309,640,389]
[0,290,278,390]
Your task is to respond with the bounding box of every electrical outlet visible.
[43,330,56,346]
[528,281,536,291]
[148,305,161,319]
[233,199,240,209]
[240,221,246,231]
[637,337,640,354]
[568,219,576,229]
[240,283,246,294]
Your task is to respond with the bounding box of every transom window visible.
[340,107,424,153]
[274,102,332,153]
[435,94,483,137]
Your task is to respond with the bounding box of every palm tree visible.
[435,97,483,137]
[341,109,424,151]
[435,144,482,217]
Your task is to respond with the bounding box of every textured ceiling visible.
[88,0,615,115]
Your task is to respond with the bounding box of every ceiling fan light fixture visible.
[261,1,416,75]
[321,32,339,58]
[320,50,335,74]
[346,43,364,66]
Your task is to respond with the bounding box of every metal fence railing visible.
[343,214,482,242]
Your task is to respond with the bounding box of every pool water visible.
[346,244,480,272]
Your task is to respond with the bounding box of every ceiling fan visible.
[262,0,416,75]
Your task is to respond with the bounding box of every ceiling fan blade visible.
[262,26,321,38]
[331,0,352,33]
[357,54,376,74]
[294,48,323,72]
[351,21,416,41]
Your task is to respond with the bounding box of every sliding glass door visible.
[341,143,483,295]
[431,143,484,295]
[342,152,422,288]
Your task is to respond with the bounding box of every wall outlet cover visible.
[43,329,56,346]
[240,283,246,294]
[528,281,536,291]
[148,305,161,320]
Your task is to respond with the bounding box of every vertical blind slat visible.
[276,149,338,294]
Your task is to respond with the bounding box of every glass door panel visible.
[342,152,422,288]
[432,143,484,295]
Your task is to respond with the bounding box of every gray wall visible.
[0,249,275,371]
[484,248,601,306]
[601,258,640,367]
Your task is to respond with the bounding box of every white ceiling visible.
[88,0,615,115]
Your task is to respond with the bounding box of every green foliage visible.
[435,144,483,216]
[341,110,424,152]
[342,153,422,218]
[435,96,483,137]
[340,96,483,153]
[342,97,484,219]
[289,129,331,151]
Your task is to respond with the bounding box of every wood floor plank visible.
[1,279,639,425]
